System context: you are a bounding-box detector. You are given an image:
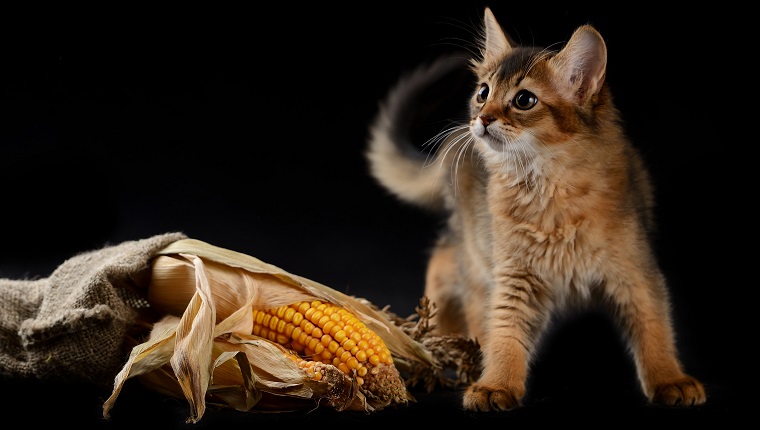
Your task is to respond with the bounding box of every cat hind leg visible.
[424,243,467,335]
[609,273,707,406]
[651,375,706,406]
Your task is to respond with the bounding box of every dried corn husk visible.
[102,238,433,423]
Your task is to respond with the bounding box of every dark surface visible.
[1,3,747,427]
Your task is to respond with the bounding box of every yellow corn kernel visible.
[251,300,394,386]
[276,306,287,319]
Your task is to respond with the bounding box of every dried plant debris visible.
[368,296,482,393]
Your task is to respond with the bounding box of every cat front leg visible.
[608,270,707,406]
[462,265,552,412]
[462,334,527,411]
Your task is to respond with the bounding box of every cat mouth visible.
[472,122,520,153]
[476,129,508,150]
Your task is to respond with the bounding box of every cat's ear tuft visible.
[481,8,514,66]
[549,25,607,104]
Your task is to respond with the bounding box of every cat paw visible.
[462,383,522,412]
[651,375,707,406]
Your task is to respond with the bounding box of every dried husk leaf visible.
[104,239,432,423]
[103,316,179,415]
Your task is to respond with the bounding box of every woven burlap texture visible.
[0,232,187,387]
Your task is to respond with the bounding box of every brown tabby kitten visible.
[366,8,706,411]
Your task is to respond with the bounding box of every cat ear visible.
[481,8,514,65]
[549,25,607,103]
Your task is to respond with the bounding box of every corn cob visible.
[252,299,406,402]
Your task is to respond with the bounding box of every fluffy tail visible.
[366,55,472,211]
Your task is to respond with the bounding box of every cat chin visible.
[475,141,516,165]
[472,127,502,148]
[477,139,506,154]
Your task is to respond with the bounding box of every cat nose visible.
[479,114,496,127]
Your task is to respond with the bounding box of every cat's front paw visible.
[651,375,707,406]
[462,383,522,412]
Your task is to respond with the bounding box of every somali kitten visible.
[366,8,706,411]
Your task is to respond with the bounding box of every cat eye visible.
[513,90,538,110]
[476,84,489,103]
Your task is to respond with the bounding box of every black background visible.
[0,2,748,427]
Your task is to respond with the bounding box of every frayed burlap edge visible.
[0,232,187,387]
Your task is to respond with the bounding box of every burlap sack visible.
[0,232,187,388]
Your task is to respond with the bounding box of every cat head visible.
[469,8,610,159]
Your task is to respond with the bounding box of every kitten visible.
[366,8,706,411]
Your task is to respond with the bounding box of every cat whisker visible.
[524,48,555,77]
[438,127,472,194]
[432,16,483,57]
[492,131,536,193]
[451,133,475,197]
[421,124,466,160]
[522,129,579,194]
[514,138,537,195]
[420,124,471,196]
[436,37,481,59]
[422,124,468,171]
